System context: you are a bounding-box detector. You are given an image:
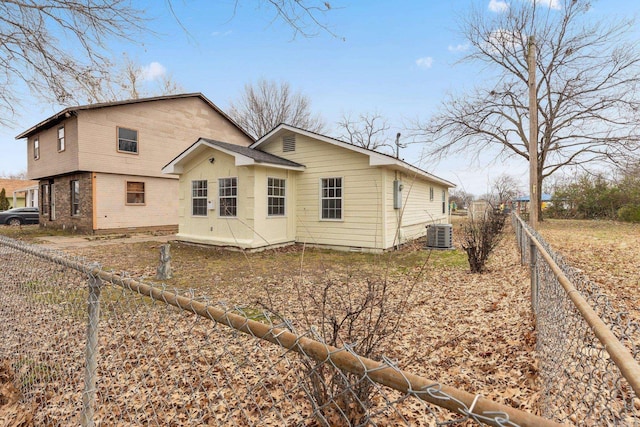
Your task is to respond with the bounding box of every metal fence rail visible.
[0,235,560,427]
[513,214,640,425]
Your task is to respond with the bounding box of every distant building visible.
[0,179,39,209]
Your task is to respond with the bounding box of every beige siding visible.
[176,150,297,249]
[260,135,386,250]
[93,173,178,230]
[251,167,297,246]
[77,97,252,178]
[27,117,79,180]
[385,170,450,247]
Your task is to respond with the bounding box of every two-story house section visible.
[16,93,254,233]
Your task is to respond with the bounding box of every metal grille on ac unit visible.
[426,224,453,249]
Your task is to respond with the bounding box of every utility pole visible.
[528,35,539,228]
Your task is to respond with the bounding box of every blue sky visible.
[1,0,638,195]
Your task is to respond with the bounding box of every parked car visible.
[0,207,40,225]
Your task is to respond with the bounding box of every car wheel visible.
[7,218,22,226]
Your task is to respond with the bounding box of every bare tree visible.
[80,55,185,103]
[0,1,147,125]
[0,171,28,180]
[243,0,338,39]
[450,189,475,210]
[336,111,395,153]
[1,1,335,126]
[492,174,521,204]
[228,79,326,139]
[413,0,640,219]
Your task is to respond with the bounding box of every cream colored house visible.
[163,124,455,251]
[16,94,253,233]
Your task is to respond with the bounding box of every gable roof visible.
[252,123,456,188]
[0,179,39,194]
[162,138,305,175]
[15,93,254,141]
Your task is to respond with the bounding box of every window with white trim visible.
[34,137,40,160]
[70,180,80,216]
[442,189,446,214]
[118,127,138,153]
[267,178,286,216]
[192,180,208,216]
[429,186,434,201]
[57,126,65,152]
[321,177,342,220]
[41,183,49,215]
[219,177,237,217]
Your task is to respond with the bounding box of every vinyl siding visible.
[260,134,386,250]
[177,150,256,247]
[77,97,252,178]
[27,117,80,180]
[93,173,178,230]
[384,169,450,247]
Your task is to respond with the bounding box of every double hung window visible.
[192,180,208,216]
[321,178,342,220]
[267,178,286,216]
[219,178,237,217]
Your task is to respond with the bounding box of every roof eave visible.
[254,124,456,188]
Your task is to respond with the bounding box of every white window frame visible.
[218,177,238,217]
[267,177,286,217]
[429,186,434,202]
[117,127,139,154]
[191,180,208,216]
[320,177,343,221]
[34,137,40,160]
[70,180,80,216]
[57,126,65,152]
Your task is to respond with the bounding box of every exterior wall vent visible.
[426,224,453,249]
[283,135,296,152]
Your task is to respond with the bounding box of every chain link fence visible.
[0,234,561,427]
[513,215,640,425]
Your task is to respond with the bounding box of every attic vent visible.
[283,135,296,152]
[426,224,453,249]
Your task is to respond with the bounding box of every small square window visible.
[118,127,138,153]
[126,181,145,205]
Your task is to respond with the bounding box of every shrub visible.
[617,205,640,223]
[461,209,506,273]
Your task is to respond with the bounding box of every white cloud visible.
[488,0,509,12]
[211,30,233,37]
[139,62,167,82]
[416,57,434,69]
[448,43,469,52]
[534,0,561,10]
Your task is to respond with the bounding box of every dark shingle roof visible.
[200,138,304,169]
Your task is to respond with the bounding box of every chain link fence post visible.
[81,263,102,427]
